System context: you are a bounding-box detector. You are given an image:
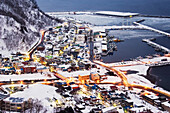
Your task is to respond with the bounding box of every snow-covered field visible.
[4,84,63,113]
[0,73,56,82]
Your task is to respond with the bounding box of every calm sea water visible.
[149,66,170,91]
[36,0,170,16]
[36,0,170,91]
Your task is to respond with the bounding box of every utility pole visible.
[89,30,94,61]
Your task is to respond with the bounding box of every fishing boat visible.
[113,38,124,42]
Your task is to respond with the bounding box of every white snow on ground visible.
[46,11,93,16]
[127,89,169,113]
[57,67,107,78]
[101,76,121,83]
[0,39,10,57]
[4,84,63,113]
[0,73,56,81]
[57,70,91,77]
[108,60,142,67]
[140,56,170,62]
[115,64,149,75]
[127,74,154,87]
[29,25,37,32]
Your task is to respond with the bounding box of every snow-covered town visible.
[0,10,170,113]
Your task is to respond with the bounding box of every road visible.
[28,30,46,59]
[93,60,170,98]
[26,21,170,98]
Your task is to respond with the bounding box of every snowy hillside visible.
[0,0,61,56]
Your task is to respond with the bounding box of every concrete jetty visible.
[133,22,170,37]
[142,38,170,53]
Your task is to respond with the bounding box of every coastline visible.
[145,67,157,84]
[146,65,170,91]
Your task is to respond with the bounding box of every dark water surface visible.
[149,66,170,91]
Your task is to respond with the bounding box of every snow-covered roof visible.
[57,70,90,77]
[130,107,147,112]
[102,106,116,113]
[76,104,85,109]
[162,101,170,107]
[125,99,133,103]
[145,94,159,100]
[99,32,106,36]
[101,76,121,83]
[0,73,56,82]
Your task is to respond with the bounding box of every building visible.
[102,106,118,113]
[90,72,100,82]
[23,65,36,73]
[1,84,63,112]
[162,101,170,112]
[122,99,133,108]
[1,97,32,112]
[141,94,159,106]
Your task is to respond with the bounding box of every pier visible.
[101,43,116,56]
[142,38,170,53]
[145,61,170,67]
[133,22,170,37]
[92,25,143,32]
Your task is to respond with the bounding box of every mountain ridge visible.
[0,0,61,56]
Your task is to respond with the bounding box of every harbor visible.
[133,22,170,37]
[1,8,170,112]
[142,38,170,54]
[36,1,170,112]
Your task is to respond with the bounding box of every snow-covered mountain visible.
[0,0,61,56]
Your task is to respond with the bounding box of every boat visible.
[155,47,161,52]
[113,38,124,42]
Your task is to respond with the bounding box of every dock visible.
[145,61,170,67]
[101,43,116,56]
[92,25,143,32]
[142,38,170,53]
[95,11,139,17]
[133,22,170,37]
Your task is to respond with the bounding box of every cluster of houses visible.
[0,16,170,113]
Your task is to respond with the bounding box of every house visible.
[122,99,133,108]
[1,97,32,112]
[36,66,49,73]
[23,65,36,73]
[162,101,170,112]
[141,94,159,106]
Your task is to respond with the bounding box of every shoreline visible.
[146,66,170,91]
[145,67,157,84]
[46,11,170,19]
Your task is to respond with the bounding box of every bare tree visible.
[26,99,47,113]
